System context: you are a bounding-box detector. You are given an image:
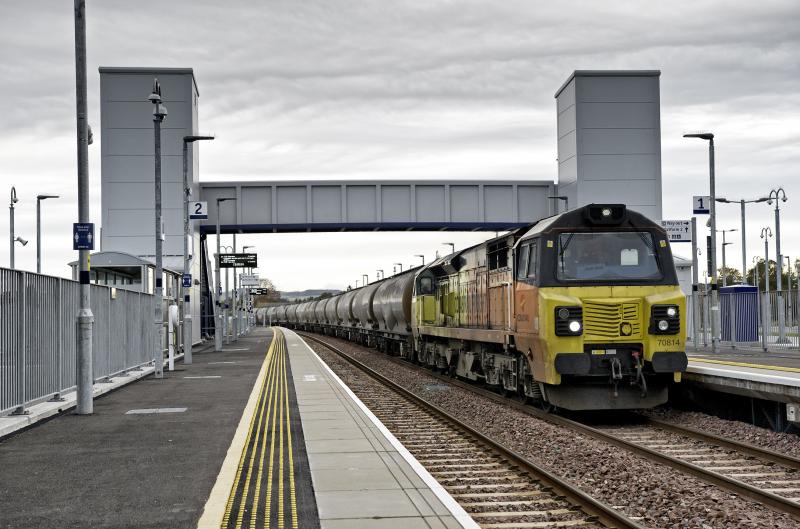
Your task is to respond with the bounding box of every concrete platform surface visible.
[0,328,273,529]
[282,327,478,529]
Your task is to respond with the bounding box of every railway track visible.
[300,332,800,522]
[298,332,644,529]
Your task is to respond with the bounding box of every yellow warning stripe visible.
[283,336,299,528]
[691,357,800,373]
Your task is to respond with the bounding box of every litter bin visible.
[720,285,759,342]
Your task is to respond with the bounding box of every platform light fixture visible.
[415,254,425,266]
[35,194,59,274]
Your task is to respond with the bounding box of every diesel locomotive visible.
[263,204,688,410]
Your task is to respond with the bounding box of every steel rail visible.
[299,331,646,529]
[300,332,800,521]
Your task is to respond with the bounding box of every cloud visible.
[0,0,798,288]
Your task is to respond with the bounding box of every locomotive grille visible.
[583,300,641,339]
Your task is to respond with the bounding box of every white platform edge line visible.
[688,363,800,387]
[285,328,481,529]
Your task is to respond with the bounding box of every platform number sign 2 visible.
[189,201,208,220]
[693,195,711,215]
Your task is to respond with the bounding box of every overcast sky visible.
[1,1,798,291]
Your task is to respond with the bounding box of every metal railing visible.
[1,267,157,417]
[687,290,800,351]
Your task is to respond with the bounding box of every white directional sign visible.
[240,274,260,287]
[660,220,692,243]
[693,195,710,215]
[189,201,208,220]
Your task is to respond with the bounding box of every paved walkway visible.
[0,329,273,529]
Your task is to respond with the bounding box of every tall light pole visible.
[684,132,718,353]
[376,269,384,280]
[182,135,214,364]
[752,256,761,292]
[36,194,59,274]
[716,228,737,287]
[415,254,425,266]
[548,195,569,214]
[149,79,168,379]
[394,262,403,274]
[761,227,773,295]
[768,187,789,343]
[363,274,368,286]
[73,0,94,414]
[215,197,236,351]
[220,244,233,344]
[716,196,769,285]
[443,242,455,255]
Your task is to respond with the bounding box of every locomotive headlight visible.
[658,320,669,331]
[601,207,612,217]
[569,320,582,333]
[558,308,571,320]
[666,306,677,318]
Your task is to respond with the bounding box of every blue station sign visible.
[73,223,95,250]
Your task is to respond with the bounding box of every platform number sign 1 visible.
[693,195,711,215]
[189,201,208,220]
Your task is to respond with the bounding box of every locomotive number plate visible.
[591,349,617,355]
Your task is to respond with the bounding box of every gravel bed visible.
[643,408,800,458]
[306,334,800,529]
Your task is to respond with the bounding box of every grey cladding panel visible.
[102,74,191,102]
[581,129,659,155]
[104,181,182,211]
[101,156,183,183]
[241,186,272,224]
[580,102,656,129]
[381,186,411,222]
[105,128,186,156]
[204,187,238,225]
[311,186,341,223]
[415,186,445,222]
[556,79,575,113]
[581,154,659,181]
[450,186,479,222]
[577,76,658,103]
[276,187,307,224]
[484,186,513,222]
[517,186,550,222]
[346,186,376,222]
[103,101,191,129]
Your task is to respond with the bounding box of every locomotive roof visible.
[518,204,665,241]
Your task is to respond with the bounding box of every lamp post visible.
[443,242,455,255]
[182,135,214,364]
[716,228,737,287]
[9,187,18,268]
[215,197,236,351]
[394,262,403,274]
[73,0,94,414]
[548,195,569,213]
[35,194,59,274]
[684,132,718,353]
[761,227,773,350]
[149,79,168,379]
[415,254,425,266]
[752,256,761,292]
[363,274,368,286]
[376,270,384,280]
[716,196,769,285]
[768,188,789,343]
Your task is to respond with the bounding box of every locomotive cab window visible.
[527,241,538,279]
[556,232,661,282]
[488,241,508,270]
[517,245,529,279]
[417,275,434,295]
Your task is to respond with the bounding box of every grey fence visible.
[1,267,157,416]
[688,290,800,350]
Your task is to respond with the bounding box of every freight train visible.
[260,204,688,411]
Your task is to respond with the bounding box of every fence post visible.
[12,272,28,415]
[50,278,65,402]
[762,292,770,352]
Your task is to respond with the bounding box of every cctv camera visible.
[15,236,28,246]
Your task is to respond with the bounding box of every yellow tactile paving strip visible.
[219,329,304,529]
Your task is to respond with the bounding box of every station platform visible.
[0,326,473,529]
[685,348,800,403]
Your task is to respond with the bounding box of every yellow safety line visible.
[690,357,800,373]
[283,334,299,528]
[220,338,276,528]
[249,345,279,528]
[278,337,286,529]
[264,330,282,525]
[231,340,275,529]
